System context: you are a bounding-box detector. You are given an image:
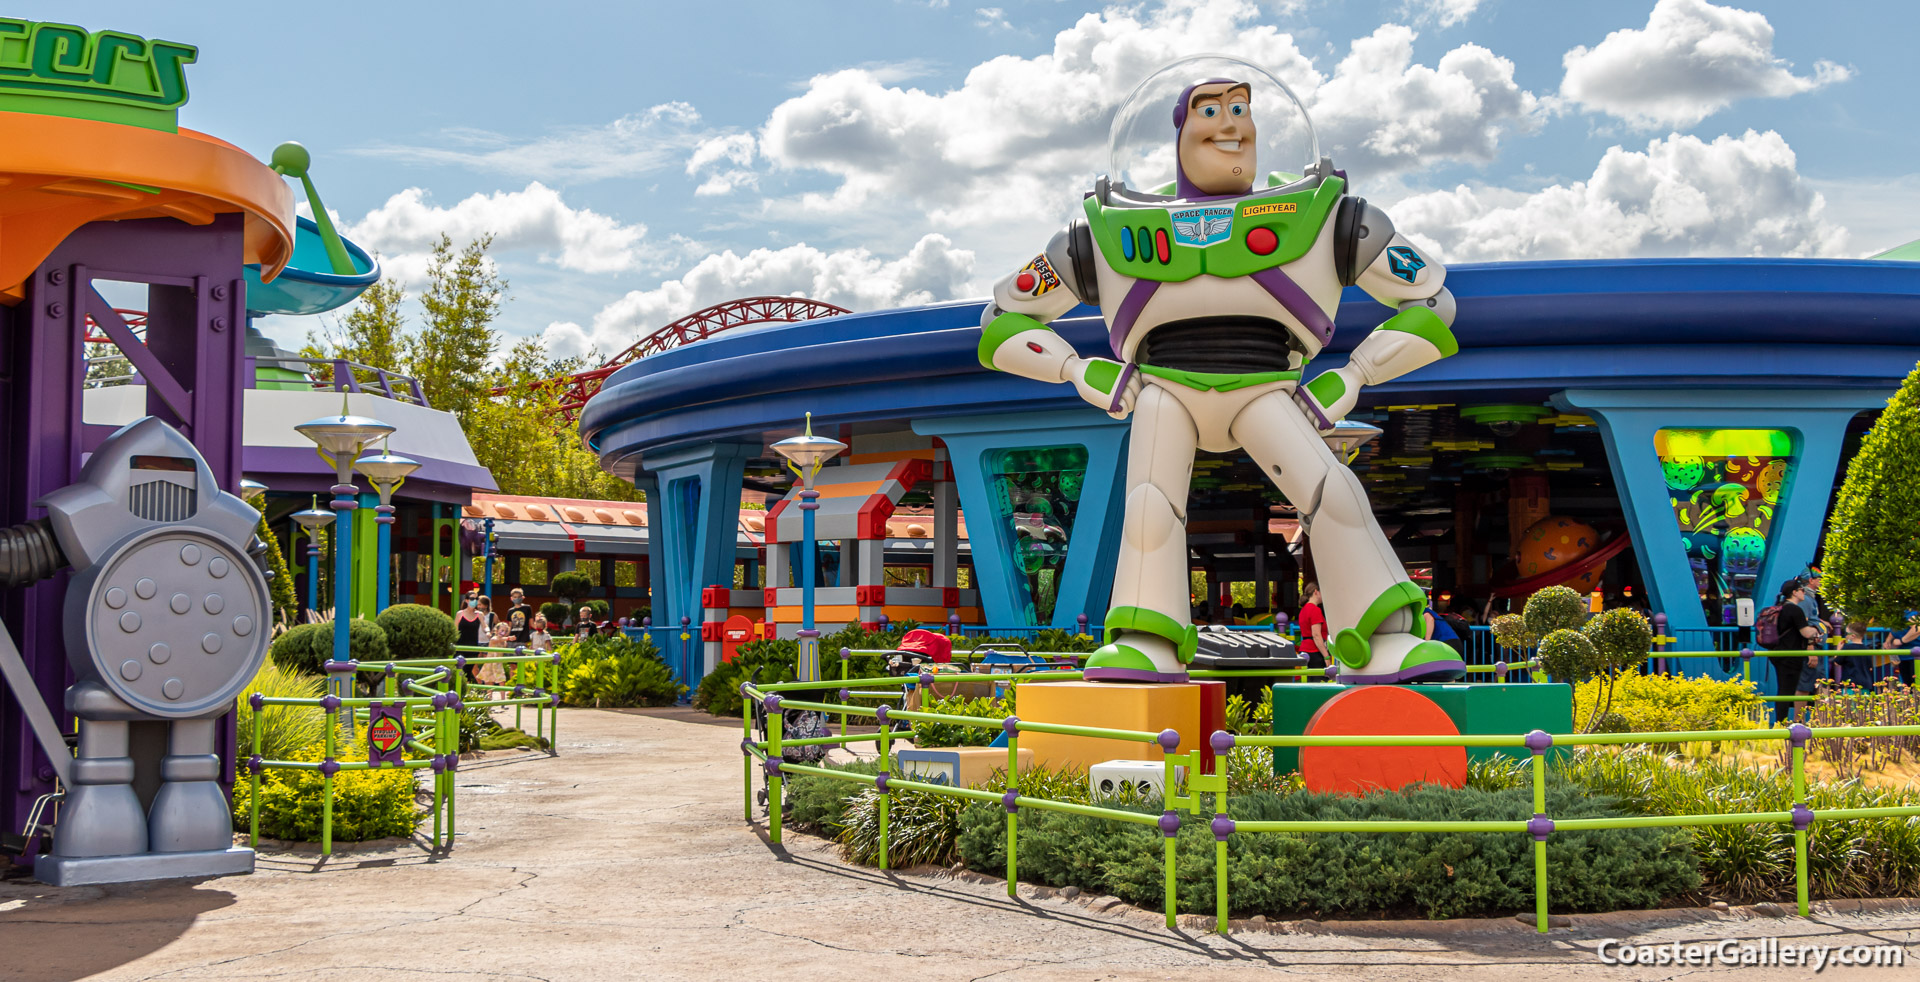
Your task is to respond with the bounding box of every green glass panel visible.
[985,445,1089,623]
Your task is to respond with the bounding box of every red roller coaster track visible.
[542,296,848,420]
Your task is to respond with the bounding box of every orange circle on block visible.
[1299,687,1467,795]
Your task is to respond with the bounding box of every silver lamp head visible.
[290,507,335,531]
[355,449,421,502]
[1323,420,1383,463]
[770,413,847,490]
[295,396,395,483]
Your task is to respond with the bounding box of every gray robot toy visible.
[978,56,1464,685]
[0,416,271,884]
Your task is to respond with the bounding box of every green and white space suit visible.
[975,68,1465,685]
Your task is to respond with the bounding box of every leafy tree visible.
[305,275,407,370]
[1537,628,1602,686]
[1825,360,1920,627]
[412,234,504,421]
[258,516,299,621]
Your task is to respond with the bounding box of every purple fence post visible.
[1652,612,1668,674]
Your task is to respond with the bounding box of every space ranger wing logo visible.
[1387,246,1426,283]
[1170,206,1234,247]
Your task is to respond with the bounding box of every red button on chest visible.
[1154,228,1170,263]
[1247,227,1278,256]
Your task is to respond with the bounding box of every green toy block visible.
[1270,681,1573,774]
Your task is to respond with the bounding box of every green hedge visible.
[376,603,455,661]
[553,634,682,707]
[956,782,1700,920]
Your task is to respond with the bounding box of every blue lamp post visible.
[771,413,847,683]
[290,497,334,617]
[295,404,394,708]
[355,441,420,614]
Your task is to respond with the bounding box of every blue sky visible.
[39,1,1920,360]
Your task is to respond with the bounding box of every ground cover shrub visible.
[234,662,326,765]
[1561,747,1920,901]
[1572,673,1762,736]
[782,759,883,834]
[693,623,921,717]
[955,779,1698,920]
[834,763,1089,866]
[232,737,419,841]
[911,694,1011,747]
[554,634,681,707]
[1801,684,1920,771]
[376,603,456,661]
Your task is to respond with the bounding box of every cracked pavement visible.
[2,706,1916,981]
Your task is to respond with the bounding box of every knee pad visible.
[1123,482,1183,553]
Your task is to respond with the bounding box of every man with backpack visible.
[1760,578,1825,723]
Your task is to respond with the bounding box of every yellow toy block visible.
[1014,681,1201,773]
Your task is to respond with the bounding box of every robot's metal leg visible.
[51,715,148,860]
[149,718,233,853]
[1088,383,1198,682]
[1232,390,1463,684]
[38,683,253,885]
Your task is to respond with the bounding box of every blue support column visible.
[914,411,1129,628]
[637,443,756,688]
[1554,388,1885,631]
[375,502,396,613]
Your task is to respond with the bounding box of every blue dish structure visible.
[243,216,379,317]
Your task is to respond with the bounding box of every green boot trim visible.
[1330,581,1428,669]
[1403,639,1463,668]
[1103,606,1199,664]
[1085,642,1159,673]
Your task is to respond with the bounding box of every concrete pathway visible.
[2,707,1915,981]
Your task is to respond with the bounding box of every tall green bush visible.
[1825,359,1920,626]
[234,662,326,765]
[1537,627,1602,683]
[376,603,456,660]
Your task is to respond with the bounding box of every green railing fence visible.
[738,665,1920,936]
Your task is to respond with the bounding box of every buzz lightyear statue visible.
[977,56,1464,685]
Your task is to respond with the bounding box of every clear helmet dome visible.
[1107,54,1320,202]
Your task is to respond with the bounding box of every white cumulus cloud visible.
[547,234,975,357]
[345,183,651,279]
[1387,130,1849,262]
[1560,0,1852,129]
[753,0,1543,278]
[351,103,710,183]
[1405,0,1481,28]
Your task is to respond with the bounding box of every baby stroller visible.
[748,666,831,810]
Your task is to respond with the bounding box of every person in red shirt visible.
[1297,582,1328,671]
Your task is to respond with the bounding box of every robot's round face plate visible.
[1108,54,1318,201]
[73,527,271,718]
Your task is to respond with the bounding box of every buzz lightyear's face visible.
[1178,81,1256,195]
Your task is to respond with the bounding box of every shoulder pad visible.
[1336,197,1395,287]
[1048,222,1100,306]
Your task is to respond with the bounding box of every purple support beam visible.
[2,215,251,868]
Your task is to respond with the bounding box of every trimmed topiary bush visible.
[1583,607,1653,673]
[376,603,457,661]
[269,622,330,675]
[1537,627,1602,684]
[550,570,594,603]
[539,601,571,626]
[1523,585,1587,641]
